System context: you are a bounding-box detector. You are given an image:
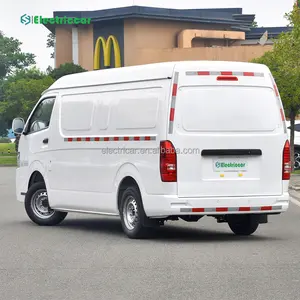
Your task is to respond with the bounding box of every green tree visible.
[2,67,46,85]
[46,65,54,75]
[252,5,300,170]
[49,63,87,80]
[0,116,8,137]
[251,20,258,28]
[46,32,55,59]
[0,75,55,122]
[0,67,48,132]
[0,31,36,80]
[0,62,87,125]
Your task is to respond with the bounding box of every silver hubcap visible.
[31,189,55,219]
[295,152,300,170]
[123,196,139,230]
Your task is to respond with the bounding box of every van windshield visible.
[179,86,280,132]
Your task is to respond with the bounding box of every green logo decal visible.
[215,162,246,168]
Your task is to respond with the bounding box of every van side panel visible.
[47,79,173,213]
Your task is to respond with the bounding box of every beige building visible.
[44,5,290,71]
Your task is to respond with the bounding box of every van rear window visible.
[180,86,280,132]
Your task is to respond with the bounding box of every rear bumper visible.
[143,193,290,218]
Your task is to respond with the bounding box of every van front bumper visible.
[143,193,290,218]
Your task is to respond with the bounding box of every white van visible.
[12,61,291,239]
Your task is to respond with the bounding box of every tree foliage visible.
[46,32,55,59]
[0,63,87,127]
[0,116,8,137]
[48,63,87,80]
[0,32,36,80]
[251,20,258,28]
[3,66,46,85]
[0,31,87,134]
[252,5,300,170]
[0,74,55,122]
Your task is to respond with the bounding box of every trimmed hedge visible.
[0,137,11,143]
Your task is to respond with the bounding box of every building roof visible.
[44,5,255,33]
[44,5,290,41]
[246,26,292,40]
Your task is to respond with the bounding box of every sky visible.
[0,0,295,71]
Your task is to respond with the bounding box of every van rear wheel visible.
[25,182,68,226]
[227,215,259,236]
[120,186,151,239]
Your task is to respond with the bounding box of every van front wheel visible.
[227,215,259,236]
[25,182,68,226]
[120,186,150,239]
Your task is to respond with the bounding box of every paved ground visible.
[1,167,300,300]
[288,175,300,200]
[289,174,300,187]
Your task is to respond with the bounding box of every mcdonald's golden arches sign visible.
[93,35,121,70]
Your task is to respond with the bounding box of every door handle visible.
[43,138,49,144]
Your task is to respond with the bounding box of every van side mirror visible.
[12,118,25,135]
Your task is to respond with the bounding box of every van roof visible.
[44,61,270,93]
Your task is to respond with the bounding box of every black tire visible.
[25,182,68,226]
[119,186,151,239]
[227,215,259,236]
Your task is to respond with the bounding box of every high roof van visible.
[12,61,291,239]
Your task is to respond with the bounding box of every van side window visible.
[27,97,55,134]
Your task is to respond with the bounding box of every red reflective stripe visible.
[239,207,251,211]
[216,207,228,212]
[172,84,178,96]
[198,71,210,75]
[280,109,285,121]
[189,71,263,77]
[65,136,154,141]
[170,108,175,121]
[274,84,279,97]
[261,206,272,211]
[192,208,205,213]
[221,71,232,75]
[186,206,279,213]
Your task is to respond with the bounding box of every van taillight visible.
[282,140,291,180]
[160,140,177,182]
[217,76,238,81]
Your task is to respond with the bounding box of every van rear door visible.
[171,69,286,198]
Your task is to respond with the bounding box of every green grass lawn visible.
[0,156,17,165]
[0,143,17,165]
[0,143,16,155]
[292,169,300,175]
